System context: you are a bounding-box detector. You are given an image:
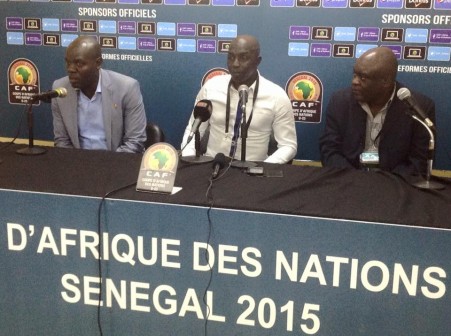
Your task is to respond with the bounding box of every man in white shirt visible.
[181,35,297,164]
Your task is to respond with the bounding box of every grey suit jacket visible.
[51,69,147,153]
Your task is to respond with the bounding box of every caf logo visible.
[285,72,323,123]
[143,143,178,171]
[10,59,38,86]
[286,72,321,102]
[8,58,40,105]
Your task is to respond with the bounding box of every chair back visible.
[145,122,165,149]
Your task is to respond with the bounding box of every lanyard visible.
[225,75,259,134]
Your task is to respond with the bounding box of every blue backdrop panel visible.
[1,1,451,169]
[1,190,450,335]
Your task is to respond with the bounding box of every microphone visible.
[186,99,212,144]
[211,153,226,179]
[32,88,68,103]
[397,88,434,129]
[238,84,249,109]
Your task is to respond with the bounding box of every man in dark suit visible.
[319,46,435,175]
[52,36,147,153]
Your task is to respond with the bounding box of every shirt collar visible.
[231,71,259,94]
[96,71,102,94]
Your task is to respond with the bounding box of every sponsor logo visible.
[358,27,380,42]
[100,36,117,48]
[404,46,426,60]
[44,34,60,46]
[188,0,211,4]
[61,19,78,33]
[430,29,451,44]
[80,20,97,33]
[118,21,137,34]
[25,18,41,31]
[381,28,404,42]
[312,27,332,40]
[158,38,176,51]
[218,40,231,53]
[197,39,216,53]
[137,37,156,51]
[434,0,451,9]
[7,17,23,30]
[406,0,432,8]
[311,43,332,57]
[198,24,216,37]
[333,44,354,57]
[350,0,375,7]
[237,0,260,5]
[177,23,196,36]
[297,0,321,7]
[138,22,156,35]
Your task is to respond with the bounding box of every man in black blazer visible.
[319,47,435,176]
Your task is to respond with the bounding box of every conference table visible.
[1,143,450,335]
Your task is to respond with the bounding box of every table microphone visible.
[397,88,434,130]
[238,85,249,110]
[32,88,67,103]
[187,99,212,144]
[212,153,226,179]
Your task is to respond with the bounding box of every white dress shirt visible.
[181,74,297,164]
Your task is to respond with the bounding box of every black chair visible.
[144,122,165,149]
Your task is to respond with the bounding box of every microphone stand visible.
[409,114,443,190]
[16,101,46,156]
[181,130,213,164]
[231,99,256,169]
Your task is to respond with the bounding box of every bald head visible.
[67,36,102,60]
[230,35,260,56]
[359,47,398,83]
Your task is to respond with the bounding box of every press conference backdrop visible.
[1,0,451,169]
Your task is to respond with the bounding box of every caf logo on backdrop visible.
[8,58,40,105]
[286,72,323,123]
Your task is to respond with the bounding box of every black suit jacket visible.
[319,83,435,175]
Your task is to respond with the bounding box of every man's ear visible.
[257,56,262,67]
[96,56,103,69]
